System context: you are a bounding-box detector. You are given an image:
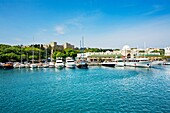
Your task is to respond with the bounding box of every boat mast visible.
[45,48,48,63]
[21,44,22,64]
[32,37,34,64]
[82,36,84,59]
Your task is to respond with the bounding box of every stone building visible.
[63,43,74,49]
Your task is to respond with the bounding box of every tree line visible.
[0,44,109,62]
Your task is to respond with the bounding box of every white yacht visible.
[55,58,64,69]
[125,58,151,68]
[115,58,151,68]
[65,57,76,68]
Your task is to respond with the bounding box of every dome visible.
[122,45,130,50]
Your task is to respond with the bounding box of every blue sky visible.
[0,0,170,49]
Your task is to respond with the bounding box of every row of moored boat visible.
[101,58,170,68]
[0,57,88,69]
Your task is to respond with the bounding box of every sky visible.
[0,0,170,49]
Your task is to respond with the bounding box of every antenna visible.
[46,47,47,63]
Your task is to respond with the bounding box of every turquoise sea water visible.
[0,66,170,113]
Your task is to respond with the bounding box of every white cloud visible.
[53,10,102,36]
[55,25,65,35]
[143,5,164,16]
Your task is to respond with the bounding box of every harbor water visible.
[0,66,170,112]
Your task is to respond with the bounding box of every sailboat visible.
[13,45,25,68]
[76,37,88,69]
[19,45,25,68]
[30,38,37,68]
[43,48,49,68]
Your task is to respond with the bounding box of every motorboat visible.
[0,62,4,69]
[13,62,20,68]
[76,59,88,69]
[19,64,25,68]
[65,57,76,68]
[49,62,55,68]
[3,62,14,69]
[37,63,43,68]
[55,58,64,69]
[30,63,37,68]
[43,63,49,68]
[25,63,30,68]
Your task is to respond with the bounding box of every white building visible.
[164,46,170,56]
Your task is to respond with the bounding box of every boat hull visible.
[55,65,65,69]
[65,63,76,68]
[126,62,151,68]
[3,63,14,69]
[102,64,116,67]
[3,66,14,69]
[30,64,37,68]
[101,62,116,67]
[77,64,88,69]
